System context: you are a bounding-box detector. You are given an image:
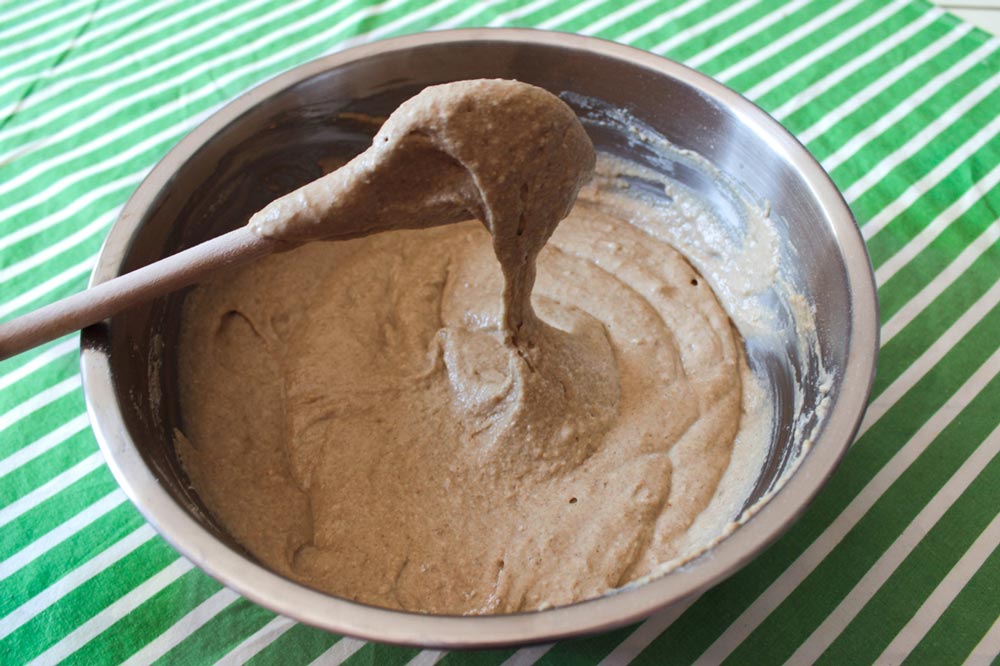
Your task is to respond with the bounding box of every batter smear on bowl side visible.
[176,80,769,614]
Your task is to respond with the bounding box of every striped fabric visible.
[1,0,999,662]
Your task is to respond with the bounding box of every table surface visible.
[2,0,999,664]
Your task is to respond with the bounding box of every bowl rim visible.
[81,27,879,648]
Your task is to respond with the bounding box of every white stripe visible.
[881,216,1000,345]
[0,0,520,285]
[0,210,115,283]
[0,0,314,149]
[0,128,164,234]
[650,0,759,57]
[578,0,666,37]
[788,424,1000,663]
[537,0,608,30]
[0,0,449,224]
[878,511,1000,663]
[0,0,95,50]
[500,643,555,666]
[0,0,327,195]
[0,451,101,528]
[597,596,700,665]
[0,169,136,249]
[0,375,81,434]
[966,614,1000,665]
[0,0,235,101]
[0,413,89,480]
[0,0,63,27]
[771,8,944,121]
[309,637,367,665]
[0,0,459,266]
[323,0,466,55]
[874,160,1000,285]
[427,0,506,31]
[0,0,167,94]
[0,0,729,313]
[0,338,76,393]
[118,587,241,666]
[863,116,1000,243]
[743,0,908,100]
[487,0,557,26]
[406,649,447,666]
[685,0,812,68]
[0,5,460,326]
[696,343,1000,664]
[0,523,156,641]
[0,0,287,127]
[715,0,866,83]
[819,38,999,170]
[24,556,193,666]
[616,0,716,45]
[798,23,975,144]
[0,488,125,582]
[214,616,295,666]
[861,274,1000,437]
[0,254,94,320]
[845,73,1000,205]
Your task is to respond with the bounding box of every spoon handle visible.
[0,226,280,361]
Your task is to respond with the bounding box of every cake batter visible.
[177,80,763,614]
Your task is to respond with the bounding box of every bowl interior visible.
[85,33,869,631]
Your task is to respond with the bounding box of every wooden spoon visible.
[0,79,594,361]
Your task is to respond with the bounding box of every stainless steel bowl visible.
[82,29,878,648]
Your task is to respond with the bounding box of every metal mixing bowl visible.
[81,29,878,647]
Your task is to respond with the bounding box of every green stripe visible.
[877,195,1000,324]
[61,569,222,666]
[0,428,93,506]
[537,625,638,665]
[681,0,834,72]
[0,463,115,558]
[751,2,925,111]
[818,41,985,166]
[0,503,143,617]
[904,543,1000,664]
[601,0,714,48]
[0,0,264,109]
[438,648,515,666]
[721,0,892,90]
[154,598,276,665]
[726,371,1000,663]
[0,353,78,414]
[874,262,1000,402]
[817,448,1000,663]
[865,142,1000,271]
[0,387,84,458]
[778,18,957,132]
[850,95,1000,236]
[631,297,1000,663]
[654,1,773,60]
[1,538,179,664]
[245,624,340,665]
[0,1,103,69]
[0,0,67,30]
[344,643,422,665]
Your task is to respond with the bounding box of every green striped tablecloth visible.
[2,0,999,663]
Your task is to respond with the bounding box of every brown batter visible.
[177,80,753,614]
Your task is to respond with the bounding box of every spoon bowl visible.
[82,29,877,647]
